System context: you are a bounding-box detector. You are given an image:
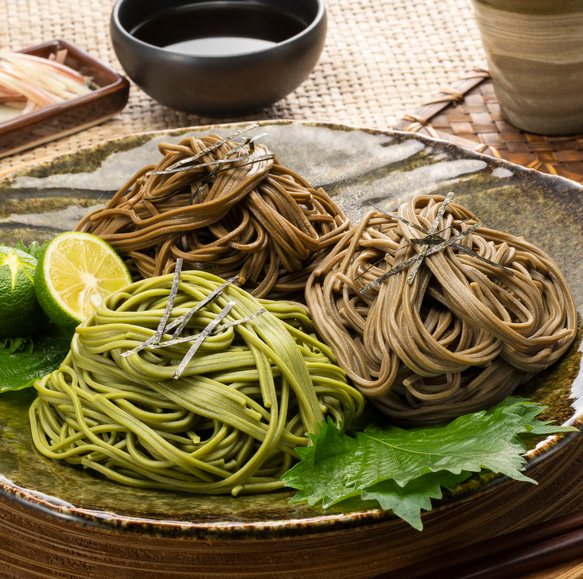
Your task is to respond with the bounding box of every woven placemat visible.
[393,68,583,185]
[0,0,486,172]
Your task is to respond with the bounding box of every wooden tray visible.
[393,69,583,185]
[0,39,129,160]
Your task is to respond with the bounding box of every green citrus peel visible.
[0,244,48,338]
[34,231,132,330]
[0,234,132,393]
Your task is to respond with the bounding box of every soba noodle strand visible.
[30,271,364,495]
[74,134,350,298]
[305,195,577,425]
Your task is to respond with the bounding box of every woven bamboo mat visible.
[393,68,583,185]
[0,0,486,171]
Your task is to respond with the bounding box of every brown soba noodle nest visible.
[305,194,577,426]
[75,130,350,298]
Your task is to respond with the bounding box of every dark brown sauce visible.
[131,3,307,56]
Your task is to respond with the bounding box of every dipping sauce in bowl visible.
[111,0,327,116]
[131,3,307,56]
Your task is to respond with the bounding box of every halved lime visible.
[34,231,132,329]
[0,245,48,338]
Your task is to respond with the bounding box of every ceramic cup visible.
[471,0,583,135]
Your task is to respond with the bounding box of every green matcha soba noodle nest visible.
[29,269,364,495]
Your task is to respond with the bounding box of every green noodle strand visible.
[30,271,364,495]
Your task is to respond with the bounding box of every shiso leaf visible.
[0,323,73,392]
[282,397,578,529]
[14,239,48,260]
[362,470,472,531]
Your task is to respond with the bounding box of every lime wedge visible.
[34,231,132,329]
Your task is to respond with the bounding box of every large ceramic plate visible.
[0,121,582,573]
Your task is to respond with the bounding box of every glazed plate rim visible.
[0,119,581,538]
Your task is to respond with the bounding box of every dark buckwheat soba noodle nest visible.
[305,195,577,426]
[75,132,350,299]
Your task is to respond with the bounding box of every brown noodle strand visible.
[305,195,577,426]
[76,134,350,298]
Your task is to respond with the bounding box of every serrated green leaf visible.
[282,397,578,528]
[0,323,73,393]
[15,239,48,261]
[497,396,573,436]
[287,421,361,506]
[362,470,472,530]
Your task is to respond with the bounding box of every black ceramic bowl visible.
[110,0,327,116]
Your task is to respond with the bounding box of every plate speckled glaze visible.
[0,121,582,548]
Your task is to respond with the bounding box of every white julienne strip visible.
[0,67,58,107]
[0,51,92,115]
